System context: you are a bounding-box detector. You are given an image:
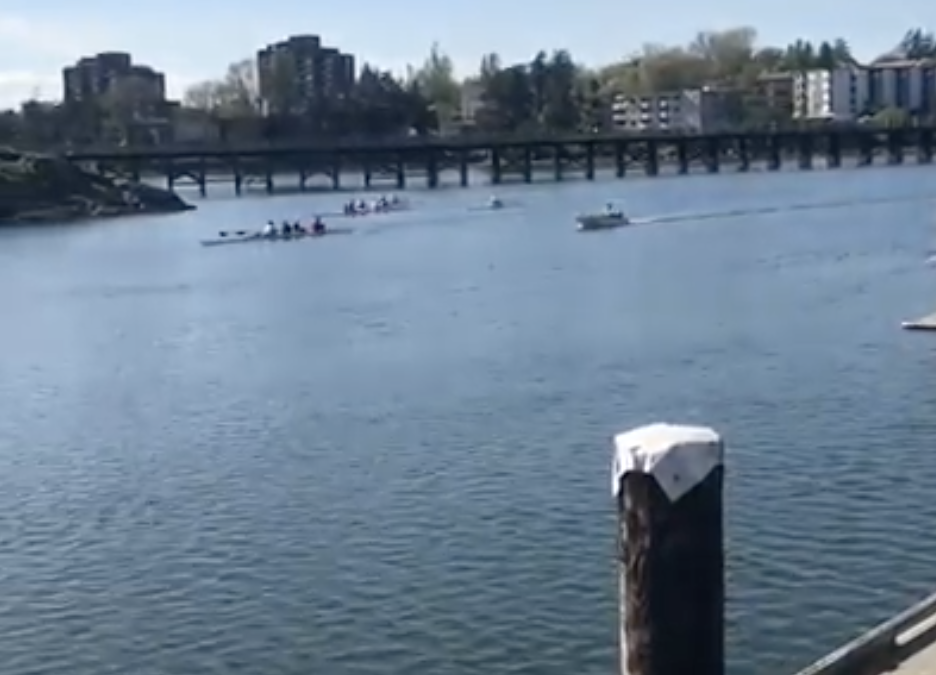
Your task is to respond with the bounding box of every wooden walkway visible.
[795,591,936,675]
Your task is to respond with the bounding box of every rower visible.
[262,221,276,237]
[313,216,326,234]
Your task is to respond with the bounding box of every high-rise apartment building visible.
[63,52,166,105]
[256,35,356,114]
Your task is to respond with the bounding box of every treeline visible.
[1,27,935,149]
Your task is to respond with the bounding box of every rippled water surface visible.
[1,166,936,675]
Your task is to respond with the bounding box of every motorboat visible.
[576,211,629,231]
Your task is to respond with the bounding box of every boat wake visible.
[629,193,935,228]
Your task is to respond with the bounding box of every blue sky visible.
[0,1,930,108]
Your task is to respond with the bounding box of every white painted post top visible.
[612,423,723,502]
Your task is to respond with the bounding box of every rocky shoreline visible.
[0,147,194,225]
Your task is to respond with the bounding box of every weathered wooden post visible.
[612,422,725,675]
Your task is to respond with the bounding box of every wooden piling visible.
[613,423,725,675]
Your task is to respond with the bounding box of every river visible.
[0,166,935,675]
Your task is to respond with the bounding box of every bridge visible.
[61,125,936,196]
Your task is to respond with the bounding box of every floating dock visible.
[902,312,936,331]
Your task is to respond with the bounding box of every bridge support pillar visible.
[887,131,904,165]
[826,135,841,169]
[919,130,934,164]
[736,138,750,172]
[426,150,438,189]
[797,136,813,170]
[459,152,469,187]
[615,143,626,178]
[395,154,406,190]
[585,144,595,180]
[767,137,781,170]
[331,156,341,190]
[857,134,874,167]
[704,138,719,173]
[644,140,659,176]
[490,149,502,184]
[197,159,207,197]
[676,143,688,174]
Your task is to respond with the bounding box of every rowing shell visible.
[201,227,353,247]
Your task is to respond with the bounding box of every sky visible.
[0,1,932,109]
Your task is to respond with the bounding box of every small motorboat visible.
[576,211,629,231]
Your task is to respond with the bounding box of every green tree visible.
[184,59,260,117]
[871,106,911,127]
[410,43,461,125]
[898,29,936,59]
[541,50,580,131]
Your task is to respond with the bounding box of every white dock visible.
[902,312,936,331]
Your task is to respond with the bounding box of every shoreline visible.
[0,147,195,226]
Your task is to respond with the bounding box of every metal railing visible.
[794,589,936,675]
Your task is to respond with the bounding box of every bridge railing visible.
[57,123,936,159]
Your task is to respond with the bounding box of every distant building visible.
[611,88,741,133]
[459,80,484,124]
[793,67,866,121]
[865,60,936,114]
[63,52,166,106]
[793,61,936,121]
[256,35,356,114]
[745,72,795,124]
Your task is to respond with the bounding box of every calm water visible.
[1,167,936,675]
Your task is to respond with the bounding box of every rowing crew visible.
[261,217,327,237]
[343,194,401,215]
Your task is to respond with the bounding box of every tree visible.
[898,29,936,59]
[183,58,260,117]
[871,106,911,127]
[410,43,462,125]
[98,75,163,145]
[540,50,580,131]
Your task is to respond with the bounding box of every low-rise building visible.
[793,61,936,121]
[793,67,865,120]
[744,72,795,125]
[611,87,741,133]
